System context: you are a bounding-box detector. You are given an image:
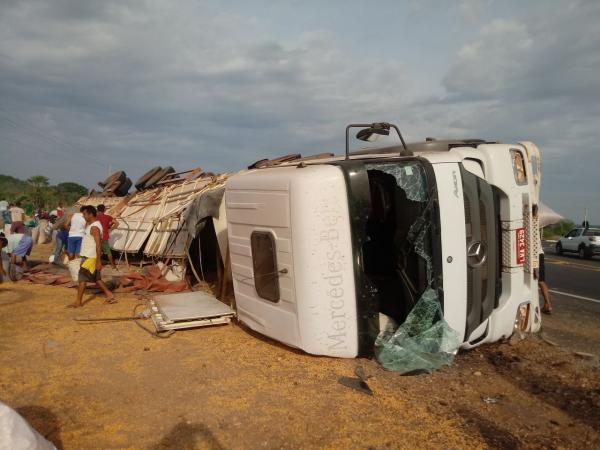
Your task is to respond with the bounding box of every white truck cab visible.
[226,123,542,358]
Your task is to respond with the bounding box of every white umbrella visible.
[539,202,564,228]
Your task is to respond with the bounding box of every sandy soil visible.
[0,244,598,449]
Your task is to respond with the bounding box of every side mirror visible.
[356,126,389,142]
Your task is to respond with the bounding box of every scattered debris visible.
[573,351,595,360]
[115,266,189,293]
[540,333,559,347]
[24,263,190,293]
[8,264,23,282]
[482,396,502,405]
[337,365,375,396]
[354,365,370,381]
[338,376,373,396]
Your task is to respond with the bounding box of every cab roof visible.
[248,138,498,169]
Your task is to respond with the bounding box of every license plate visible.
[516,227,526,264]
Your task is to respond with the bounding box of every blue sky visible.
[0,0,598,222]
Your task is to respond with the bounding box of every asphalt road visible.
[542,241,600,300]
[539,241,600,356]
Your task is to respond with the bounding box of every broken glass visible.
[371,162,428,202]
[375,287,461,374]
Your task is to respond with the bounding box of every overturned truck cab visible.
[225,123,542,358]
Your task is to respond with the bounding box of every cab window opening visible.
[250,231,280,302]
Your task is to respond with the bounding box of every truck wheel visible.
[100,170,126,189]
[115,177,132,196]
[555,242,563,255]
[578,246,589,259]
[135,166,162,190]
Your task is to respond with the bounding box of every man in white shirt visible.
[64,206,86,259]
[69,205,115,308]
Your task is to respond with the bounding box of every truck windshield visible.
[362,160,440,326]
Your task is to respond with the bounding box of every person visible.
[96,204,119,270]
[50,210,71,266]
[533,204,552,314]
[538,247,552,314]
[56,202,65,218]
[64,206,86,259]
[9,202,25,234]
[1,206,11,235]
[70,205,115,308]
[0,231,34,278]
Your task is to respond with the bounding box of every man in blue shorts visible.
[65,206,86,259]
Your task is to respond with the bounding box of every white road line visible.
[549,289,600,304]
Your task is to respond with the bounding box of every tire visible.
[555,242,563,255]
[144,166,175,189]
[100,170,126,189]
[135,166,162,190]
[103,179,122,194]
[115,177,132,196]
[579,246,591,259]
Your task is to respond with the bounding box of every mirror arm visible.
[345,123,374,160]
[389,124,408,154]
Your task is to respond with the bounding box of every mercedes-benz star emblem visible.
[467,241,487,267]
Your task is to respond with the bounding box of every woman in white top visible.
[69,205,115,308]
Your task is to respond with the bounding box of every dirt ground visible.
[0,244,599,449]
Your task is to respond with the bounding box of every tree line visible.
[0,174,88,210]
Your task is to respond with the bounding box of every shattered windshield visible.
[360,160,458,372]
[363,160,437,302]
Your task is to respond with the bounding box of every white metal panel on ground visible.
[150,291,235,331]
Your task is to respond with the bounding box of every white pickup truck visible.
[225,123,542,358]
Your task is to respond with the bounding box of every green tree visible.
[55,182,88,205]
[27,175,50,208]
[543,219,576,238]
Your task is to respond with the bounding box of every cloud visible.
[0,0,411,184]
[436,0,600,222]
[0,0,598,222]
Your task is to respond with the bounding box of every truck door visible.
[225,165,359,357]
[564,228,582,251]
[225,171,300,348]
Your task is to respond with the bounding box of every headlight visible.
[514,302,530,336]
[510,149,528,185]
